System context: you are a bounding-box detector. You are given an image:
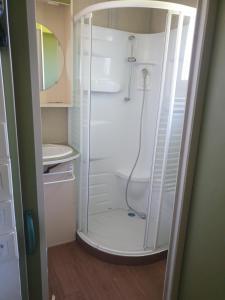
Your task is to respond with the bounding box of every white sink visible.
[42,144,73,160]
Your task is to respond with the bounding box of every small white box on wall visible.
[43,162,76,247]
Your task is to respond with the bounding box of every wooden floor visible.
[48,242,166,300]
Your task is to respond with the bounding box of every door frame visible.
[163,0,218,299]
[0,5,29,299]
[5,0,48,299]
[5,0,218,299]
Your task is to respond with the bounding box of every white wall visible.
[41,108,68,144]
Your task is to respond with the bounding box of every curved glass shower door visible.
[87,8,156,254]
[71,3,196,257]
[144,14,196,250]
[71,14,93,235]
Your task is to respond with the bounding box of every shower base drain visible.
[128,212,136,217]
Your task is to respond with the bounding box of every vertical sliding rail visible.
[78,16,85,232]
[79,14,92,233]
[144,12,172,250]
[40,26,45,90]
[86,13,93,233]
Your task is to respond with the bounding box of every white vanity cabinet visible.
[43,161,76,248]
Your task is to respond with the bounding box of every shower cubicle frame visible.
[74,0,197,259]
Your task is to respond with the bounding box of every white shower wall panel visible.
[90,120,114,160]
[83,26,127,93]
[135,32,165,64]
[89,172,117,214]
[88,25,164,215]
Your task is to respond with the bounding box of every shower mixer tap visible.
[127,57,136,62]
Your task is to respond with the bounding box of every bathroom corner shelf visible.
[40,103,73,108]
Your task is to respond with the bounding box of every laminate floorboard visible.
[48,241,166,300]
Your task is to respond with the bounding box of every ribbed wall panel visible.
[164,96,185,192]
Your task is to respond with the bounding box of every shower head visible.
[128,35,135,40]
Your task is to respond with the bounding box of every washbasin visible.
[42,144,73,160]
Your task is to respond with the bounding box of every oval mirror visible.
[36,23,64,91]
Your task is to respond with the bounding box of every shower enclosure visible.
[69,1,196,259]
